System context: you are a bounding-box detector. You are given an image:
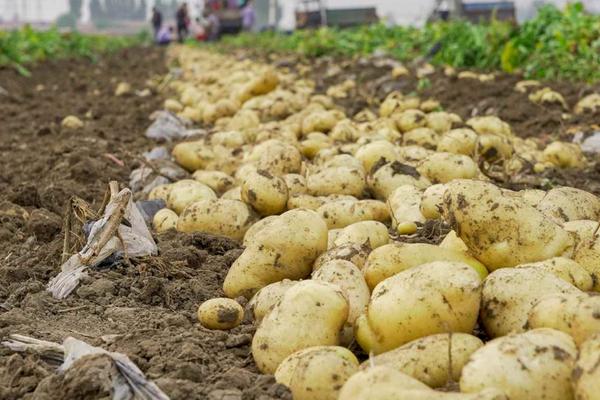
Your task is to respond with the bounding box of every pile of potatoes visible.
[151,47,600,400]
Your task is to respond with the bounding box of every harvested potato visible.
[355,141,399,172]
[440,230,470,253]
[368,161,430,200]
[387,185,426,233]
[443,180,574,270]
[302,110,340,134]
[476,134,513,162]
[211,130,245,148]
[515,257,593,291]
[364,333,484,388]
[224,209,328,298]
[282,174,307,195]
[418,152,479,183]
[166,180,217,214]
[426,111,454,134]
[395,110,427,132]
[466,116,512,137]
[517,188,546,208]
[574,93,600,114]
[363,243,487,289]
[543,141,586,169]
[332,220,389,250]
[249,279,298,322]
[403,127,439,149]
[573,234,600,290]
[287,193,326,210]
[460,328,577,400]
[564,219,600,242]
[420,183,447,219]
[397,145,433,166]
[192,170,235,195]
[221,186,242,201]
[313,243,370,271]
[172,140,209,171]
[255,141,303,175]
[356,261,481,354]
[197,298,243,330]
[480,267,579,338]
[317,199,389,229]
[437,129,478,155]
[148,184,172,202]
[61,115,84,129]
[307,166,366,198]
[252,280,348,373]
[275,346,359,400]
[573,334,600,398]
[241,170,289,216]
[164,98,183,113]
[153,208,178,233]
[536,187,600,224]
[242,215,278,246]
[330,119,360,142]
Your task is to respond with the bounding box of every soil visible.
[1,45,600,400]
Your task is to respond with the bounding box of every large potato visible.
[564,220,600,242]
[426,111,454,134]
[307,166,366,198]
[313,243,370,271]
[275,346,359,400]
[480,267,579,338]
[241,170,289,216]
[192,170,235,195]
[460,328,577,400]
[223,209,328,298]
[166,180,217,214]
[443,180,574,270]
[437,129,478,155]
[252,280,348,373]
[332,220,389,250]
[403,127,439,149]
[355,141,399,172]
[573,334,600,399]
[177,199,257,240]
[356,261,481,354]
[395,109,427,132]
[536,187,600,224]
[148,184,172,202]
[515,257,593,291]
[364,333,483,388]
[255,140,303,176]
[543,141,586,169]
[363,243,487,290]
[317,199,389,229]
[368,161,430,200]
[417,152,479,183]
[248,279,298,322]
[172,140,208,171]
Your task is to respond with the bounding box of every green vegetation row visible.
[0,26,148,76]
[219,3,600,82]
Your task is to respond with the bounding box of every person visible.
[203,9,220,41]
[151,7,163,38]
[241,0,255,32]
[156,25,174,46]
[190,17,207,41]
[175,2,190,43]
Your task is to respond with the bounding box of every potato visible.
[574,93,600,114]
[197,298,243,330]
[247,68,279,96]
[221,186,242,201]
[515,257,593,291]
[466,116,512,137]
[395,109,427,132]
[172,140,207,171]
[517,188,546,208]
[437,129,478,155]
[387,185,426,233]
[440,230,470,253]
[356,261,481,354]
[480,267,579,338]
[241,170,289,216]
[403,127,439,149]
[252,280,348,373]
[460,328,577,400]
[426,111,454,134]
[543,141,586,169]
[300,138,331,159]
[275,346,359,400]
[321,154,364,170]
[307,166,366,198]
[364,333,484,388]
[475,134,513,162]
[330,119,360,142]
[256,141,303,176]
[420,183,447,219]
[203,98,239,124]
[192,170,235,195]
[332,221,389,250]
[573,234,600,290]
[417,152,479,183]
[317,199,389,229]
[242,215,278,247]
[443,180,574,270]
[148,184,172,202]
[363,243,487,290]
[249,279,298,322]
[164,98,183,113]
[153,208,178,233]
[573,334,600,399]
[536,187,600,224]
[283,174,307,195]
[211,130,245,148]
[313,243,370,271]
[224,209,328,298]
[564,219,600,242]
[368,161,430,200]
[302,110,340,134]
[287,193,326,210]
[397,145,433,166]
[166,180,217,214]
[355,141,399,172]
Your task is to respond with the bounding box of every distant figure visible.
[156,26,174,46]
[151,7,163,37]
[438,0,450,21]
[203,9,221,41]
[176,2,190,43]
[241,0,256,31]
[190,17,207,41]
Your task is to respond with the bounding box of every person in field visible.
[151,7,163,38]
[156,25,174,46]
[176,2,190,42]
[241,0,256,31]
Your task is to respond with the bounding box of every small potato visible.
[287,193,326,210]
[573,334,600,398]
[318,199,389,229]
[148,184,172,202]
[368,161,430,200]
[252,280,348,374]
[302,110,340,134]
[249,279,298,322]
[437,129,478,155]
[420,183,447,219]
[460,328,577,400]
[241,170,289,216]
[356,261,481,354]
[543,141,586,169]
[197,298,243,330]
[192,170,235,195]
[313,243,371,271]
[177,199,257,240]
[355,141,399,172]
[536,187,600,224]
[330,119,360,142]
[275,346,359,400]
[426,111,454,134]
[363,242,487,290]
[388,185,426,232]
[397,145,433,166]
[300,138,331,159]
[480,267,579,338]
[403,127,439,149]
[466,116,512,137]
[332,220,389,250]
[364,333,484,388]
[167,180,217,214]
[417,152,479,183]
[515,257,593,291]
[282,174,307,195]
[307,166,366,198]
[153,208,178,233]
[395,109,427,132]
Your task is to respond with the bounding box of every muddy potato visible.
[443,180,574,270]
[417,152,479,183]
[166,180,217,214]
[573,334,600,399]
[224,209,328,298]
[420,183,447,219]
[543,141,586,169]
[460,328,577,400]
[283,174,307,195]
[302,110,340,134]
[242,215,278,247]
[355,141,399,172]
[148,184,172,202]
[395,109,427,132]
[364,333,484,388]
[515,257,593,291]
[356,261,481,354]
[564,220,600,241]
[466,116,512,137]
[307,166,366,198]
[313,243,370,271]
[197,298,244,330]
[287,193,326,210]
[153,208,178,233]
[249,279,298,322]
[368,161,430,200]
[363,243,487,290]
[536,187,600,224]
[397,145,434,166]
[573,234,600,290]
[475,134,513,162]
[256,141,303,176]
[480,267,579,338]
[437,129,478,155]
[172,140,209,171]
[252,280,349,374]
[426,111,454,134]
[321,154,364,170]
[241,170,289,216]
[330,119,360,142]
[192,170,235,195]
[317,199,389,229]
[403,127,439,149]
[575,93,600,114]
[211,130,246,148]
[275,346,359,400]
[221,186,242,201]
[332,220,389,250]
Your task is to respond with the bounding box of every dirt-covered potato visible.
[177,198,257,240]
[254,140,303,176]
[355,141,399,172]
[403,127,439,149]
[536,187,600,224]
[330,119,360,142]
[363,333,484,388]
[166,180,217,214]
[440,230,470,253]
[443,180,574,270]
[368,161,430,200]
[466,116,512,137]
[395,109,427,132]
[363,243,487,290]
[480,267,579,338]
[573,334,600,399]
[543,141,586,169]
[211,130,245,148]
[515,257,593,291]
[387,185,426,233]
[224,209,328,298]
[192,170,235,195]
[313,243,370,271]
[460,328,577,400]
[420,183,447,219]
[282,173,307,195]
[331,220,389,250]
[437,129,478,155]
[221,186,242,201]
[248,279,298,323]
[241,170,289,216]
[307,166,366,198]
[564,220,600,242]
[252,280,348,374]
[197,298,244,330]
[426,111,454,134]
[475,134,513,162]
[356,261,481,354]
[317,199,389,229]
[275,346,359,400]
[148,184,172,202]
[417,152,479,183]
[302,110,341,134]
[287,193,326,210]
[573,233,600,289]
[153,208,178,233]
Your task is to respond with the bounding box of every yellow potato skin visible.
[177,199,257,240]
[573,334,600,399]
[153,208,178,233]
[197,298,243,330]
